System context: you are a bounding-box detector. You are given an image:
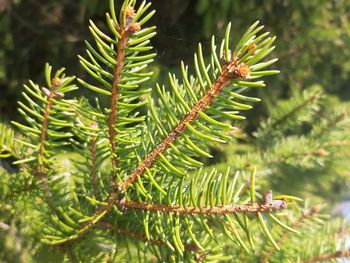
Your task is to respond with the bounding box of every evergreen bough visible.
[0,0,349,262]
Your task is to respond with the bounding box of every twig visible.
[36,78,63,206]
[120,199,287,215]
[119,55,250,190]
[89,124,98,197]
[108,8,140,184]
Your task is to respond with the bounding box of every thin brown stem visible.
[90,131,98,197]
[38,89,54,175]
[37,80,62,205]
[108,10,141,184]
[300,250,350,263]
[108,27,127,183]
[121,199,287,215]
[119,57,250,190]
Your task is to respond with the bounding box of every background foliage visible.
[1,0,350,121]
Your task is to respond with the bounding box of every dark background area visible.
[0,0,349,123]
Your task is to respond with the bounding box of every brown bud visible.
[262,190,287,210]
[228,62,250,79]
[315,149,327,157]
[247,43,257,54]
[52,77,62,87]
[309,205,322,215]
[263,190,273,203]
[125,6,136,18]
[126,23,141,35]
[236,63,250,79]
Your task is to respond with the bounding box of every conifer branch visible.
[7,4,301,258]
[269,148,328,164]
[0,124,20,159]
[119,57,250,190]
[109,7,140,182]
[37,77,63,204]
[48,57,253,246]
[119,198,287,215]
[89,124,98,197]
[300,250,350,263]
[316,112,346,138]
[271,94,318,129]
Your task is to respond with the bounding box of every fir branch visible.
[119,198,287,215]
[119,57,250,190]
[45,19,280,247]
[300,250,350,263]
[270,94,318,129]
[108,7,141,182]
[89,124,98,197]
[0,123,20,159]
[46,54,254,245]
[36,78,63,204]
[315,112,346,138]
[268,148,328,164]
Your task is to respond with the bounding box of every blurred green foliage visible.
[1,0,349,121]
[195,0,350,97]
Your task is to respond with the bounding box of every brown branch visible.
[108,8,140,184]
[120,199,287,215]
[36,78,63,205]
[90,126,98,198]
[300,250,350,263]
[108,25,126,183]
[119,57,250,190]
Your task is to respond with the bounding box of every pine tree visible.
[0,0,349,262]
